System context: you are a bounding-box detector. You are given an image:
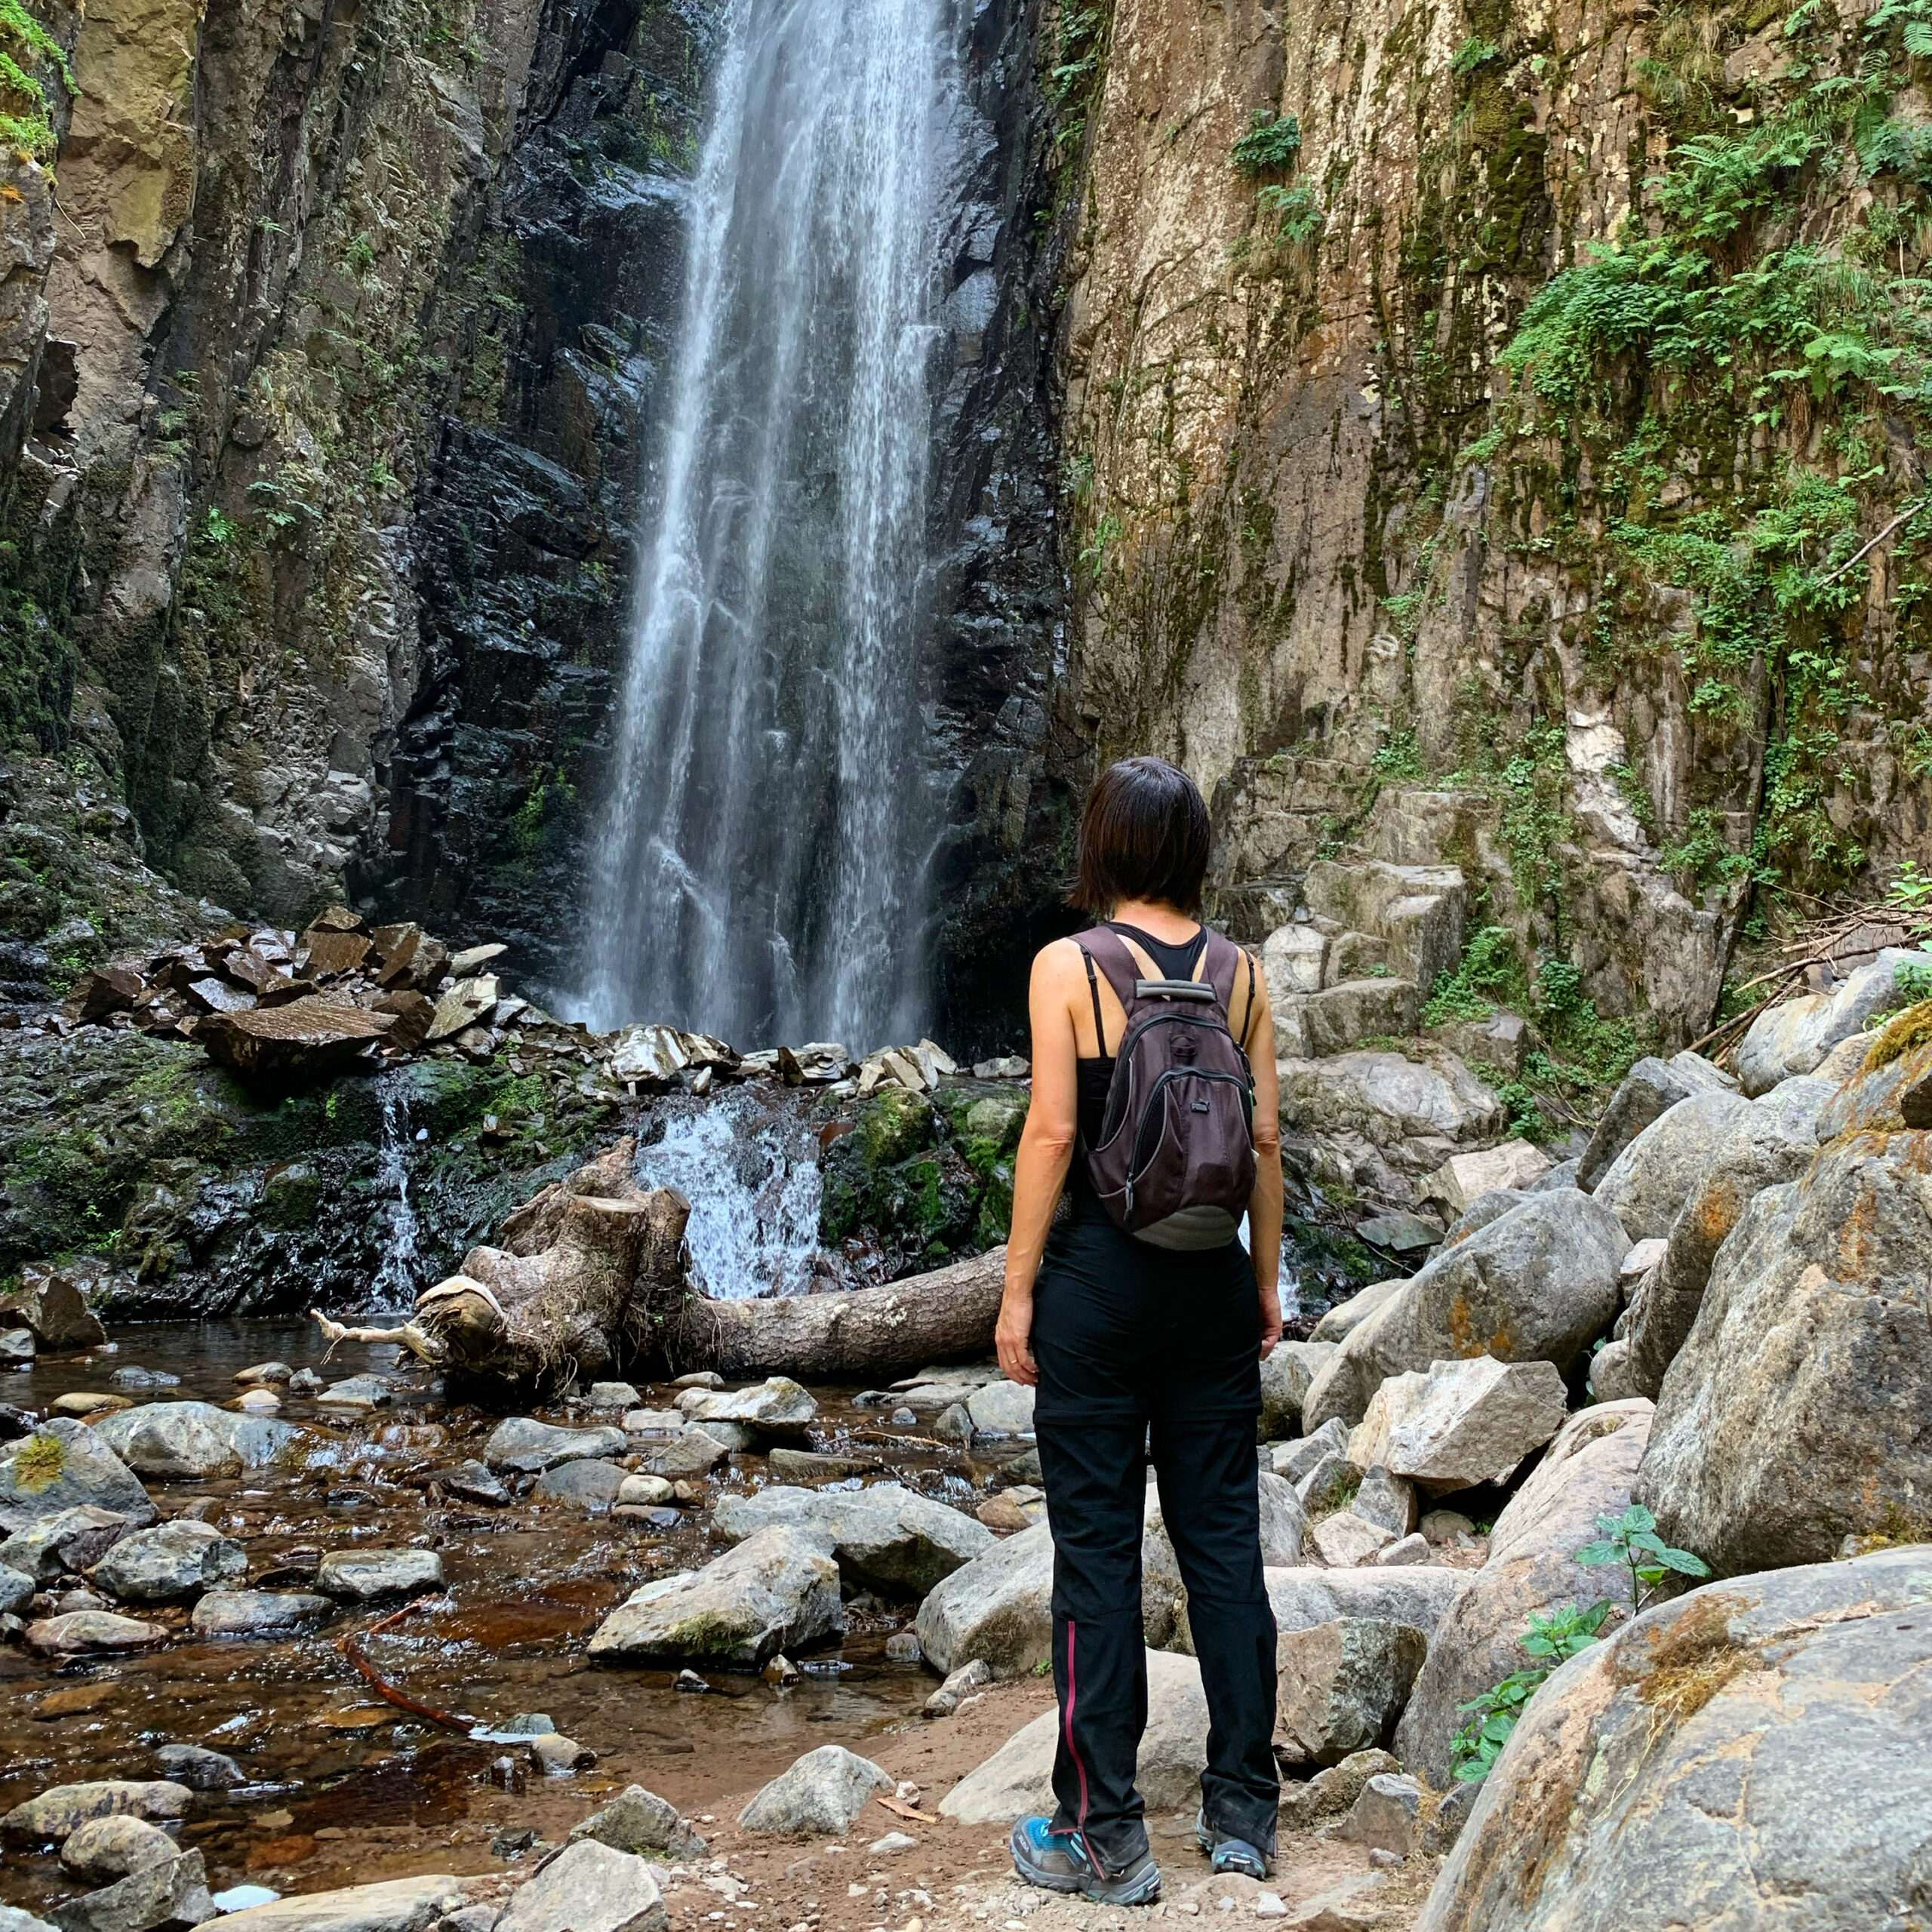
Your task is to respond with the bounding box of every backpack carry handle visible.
[1134,978,1215,1002]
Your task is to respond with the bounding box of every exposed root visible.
[337,1595,474,1733]
[308,1309,442,1364]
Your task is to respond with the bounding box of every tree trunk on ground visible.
[654,1247,1006,1381]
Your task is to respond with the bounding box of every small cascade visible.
[632,1088,823,1300]
[369,1083,423,1311]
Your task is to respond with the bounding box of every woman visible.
[998,755,1283,1907]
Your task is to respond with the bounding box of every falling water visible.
[579,0,954,1049]
[369,1084,422,1311]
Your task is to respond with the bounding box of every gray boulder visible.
[1310,1279,1404,1345]
[941,1649,1209,1823]
[568,1786,705,1860]
[315,1549,444,1599]
[88,1521,246,1604]
[1305,1192,1626,1430]
[0,1915,59,1932]
[0,1561,31,1614]
[739,1746,892,1835]
[1258,1341,1337,1440]
[587,1525,842,1668]
[23,1611,169,1657]
[1414,1546,1932,1932]
[1271,1416,1351,1481]
[1,1506,134,1582]
[199,1875,466,1930]
[1734,948,1931,1096]
[1,1782,192,1843]
[1173,1563,1467,1655]
[1347,1357,1569,1492]
[914,1518,1054,1676]
[152,1745,243,1792]
[1587,1337,1638,1402]
[0,1266,107,1349]
[1338,1774,1421,1857]
[712,1483,993,1595]
[483,1418,627,1475]
[1637,1145,1932,1574]
[93,1403,298,1480]
[59,1817,180,1883]
[1349,1466,1417,1538]
[0,1423,156,1534]
[1577,1052,1737,1192]
[189,1591,331,1637]
[533,1460,630,1511]
[1394,1401,1652,1784]
[680,1377,815,1435]
[496,1840,665,1932]
[966,1380,1035,1438]
[50,1847,214,1932]
[1275,1619,1427,1765]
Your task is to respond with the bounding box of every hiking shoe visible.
[1195,1810,1269,1878]
[1010,1818,1162,1905]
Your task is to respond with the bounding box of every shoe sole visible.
[1011,1825,1161,1905]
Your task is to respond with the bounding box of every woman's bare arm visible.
[1244,964,1284,1357]
[995,942,1081,1386]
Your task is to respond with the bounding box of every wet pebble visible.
[286,1370,324,1394]
[232,1363,293,1386]
[154,1743,246,1790]
[106,1367,180,1392]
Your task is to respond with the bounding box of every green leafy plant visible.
[1576,1503,1712,1614]
[1256,182,1321,244]
[1450,34,1501,77]
[1230,109,1302,176]
[1450,1601,1610,1781]
[1888,860,1932,909]
[1894,958,1932,1003]
[1371,726,1424,780]
[1423,924,1525,1023]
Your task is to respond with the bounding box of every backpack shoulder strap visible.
[1072,926,1145,1046]
[1199,928,1244,1018]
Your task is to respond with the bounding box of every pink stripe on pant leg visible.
[1063,1621,1091,1829]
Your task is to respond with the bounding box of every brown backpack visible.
[1075,924,1259,1251]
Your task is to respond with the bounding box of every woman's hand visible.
[996,1288,1039,1387]
[1257,1279,1283,1359]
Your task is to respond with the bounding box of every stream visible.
[0,1320,1027,1918]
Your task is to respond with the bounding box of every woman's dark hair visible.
[1067,755,1212,917]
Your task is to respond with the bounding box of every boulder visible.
[636,1430,732,1479]
[1337,1774,1421,1858]
[195,995,395,1087]
[0,1506,134,1582]
[1273,979,1422,1060]
[1414,1547,1932,1932]
[1275,1620,1427,1764]
[1586,1338,1637,1402]
[1310,1281,1403,1345]
[1375,1532,1432,1566]
[738,1746,893,1835]
[681,1377,816,1435]
[712,1484,993,1595]
[60,1817,181,1884]
[2,1782,193,1843]
[496,1841,665,1932]
[532,1460,630,1511]
[0,1561,31,1614]
[1278,1749,1400,1833]
[1420,1142,1553,1217]
[189,1591,331,1637]
[1393,1401,1652,1785]
[914,1519,1054,1676]
[50,1846,215,1932]
[315,1549,445,1599]
[1310,1513,1393,1567]
[1272,1417,1351,1482]
[1305,1192,1626,1430]
[88,1521,246,1603]
[1294,1450,1359,1517]
[965,1380,1035,1438]
[1349,1466,1417,1538]
[1347,1358,1569,1493]
[940,1649,1211,1823]
[1438,1189,1528,1247]
[93,1404,300,1480]
[208,1874,468,1930]
[482,1419,627,1475]
[152,1745,243,1792]
[1300,860,1469,989]
[587,1525,842,1668]
[1636,1145,1932,1574]
[1623,1088,1837,1399]
[23,1612,169,1657]
[1576,1055,1727,1193]
[0,1266,109,1350]
[0,1422,156,1534]
[1733,948,1930,1096]
[1258,1342,1337,1440]
[1261,922,1329,998]
[568,1786,705,1860]
[615,1475,675,1508]
[1173,1564,1467,1655]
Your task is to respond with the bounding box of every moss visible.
[1863,1000,1932,1072]
[12,1430,64,1491]
[854,1087,936,1166]
[260,1161,322,1230]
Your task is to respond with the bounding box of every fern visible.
[1231,109,1302,176]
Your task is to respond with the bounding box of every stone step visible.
[1300,859,1467,992]
[1275,978,1420,1058]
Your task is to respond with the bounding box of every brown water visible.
[2,1321,1016,1916]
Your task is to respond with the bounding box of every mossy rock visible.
[854,1087,936,1166]
[260,1161,322,1230]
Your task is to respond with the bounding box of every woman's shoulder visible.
[1032,934,1088,976]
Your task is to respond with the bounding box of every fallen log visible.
[656,1246,1005,1381]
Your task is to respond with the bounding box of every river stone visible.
[681,1377,816,1435]
[638,1429,732,1478]
[2,1782,194,1843]
[1348,1357,1569,1493]
[48,1395,127,1420]
[497,1839,664,1931]
[206,1873,467,1930]
[106,1368,180,1393]
[1636,1144,1932,1574]
[0,1422,157,1534]
[0,1327,32,1361]
[232,1364,292,1386]
[965,1380,1035,1437]
[1393,1400,1653,1785]
[587,1524,842,1668]
[1624,1088,1838,1399]
[152,1745,243,1792]
[1734,947,1931,1096]
[315,1549,445,1599]
[423,1459,509,1507]
[569,1786,705,1860]
[738,1745,893,1835]
[914,1518,1054,1675]
[189,1591,331,1636]
[1304,1191,1627,1431]
[1,1505,134,1581]
[318,1377,392,1410]
[0,1266,108,1350]
[1258,1341,1337,1440]
[88,1521,246,1603]
[483,1418,627,1475]
[616,1474,675,1508]
[0,1561,31,1613]
[1415,1546,1932,1932]
[93,1403,300,1479]
[1310,1280,1404,1345]
[586,1382,641,1411]
[51,1847,216,1932]
[1275,1618,1427,1765]
[713,1482,993,1595]
[940,1650,1210,1823]
[532,1459,629,1510]
[24,1611,169,1657]
[60,1817,180,1883]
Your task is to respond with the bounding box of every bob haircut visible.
[1067,755,1211,917]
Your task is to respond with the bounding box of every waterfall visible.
[578,0,955,1051]
[369,1084,422,1311]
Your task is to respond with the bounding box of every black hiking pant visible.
[1030,1201,1279,1874]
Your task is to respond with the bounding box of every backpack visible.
[1075,924,1259,1251]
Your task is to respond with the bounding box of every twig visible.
[337,1595,474,1733]
[850,1425,951,1451]
[1813,502,1921,592]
